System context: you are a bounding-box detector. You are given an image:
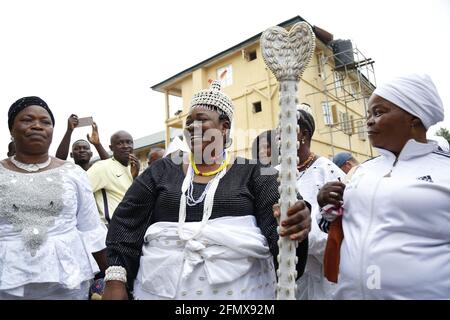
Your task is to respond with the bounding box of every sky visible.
[1,0,449,158]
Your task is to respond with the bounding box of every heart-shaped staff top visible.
[261,22,316,82]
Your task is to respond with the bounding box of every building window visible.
[322,102,335,126]
[252,101,262,113]
[217,65,233,87]
[334,71,344,93]
[351,84,357,98]
[350,115,355,133]
[338,111,344,129]
[243,49,257,61]
[339,111,352,135]
[356,120,367,140]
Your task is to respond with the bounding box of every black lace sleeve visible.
[105,162,160,288]
[251,164,309,279]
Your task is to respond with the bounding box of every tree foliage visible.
[435,127,450,140]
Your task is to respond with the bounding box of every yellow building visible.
[152,16,376,162]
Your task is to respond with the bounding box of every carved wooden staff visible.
[261,22,315,300]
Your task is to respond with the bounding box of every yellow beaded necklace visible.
[189,152,230,176]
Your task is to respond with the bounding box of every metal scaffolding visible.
[306,41,376,158]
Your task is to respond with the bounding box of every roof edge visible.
[151,15,314,92]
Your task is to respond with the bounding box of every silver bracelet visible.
[104,266,127,283]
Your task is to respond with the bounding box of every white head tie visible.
[297,103,312,114]
[373,73,444,129]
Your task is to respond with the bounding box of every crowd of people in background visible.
[1,73,449,300]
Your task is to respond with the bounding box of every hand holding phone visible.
[77,116,94,127]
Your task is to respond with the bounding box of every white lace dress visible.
[0,162,107,299]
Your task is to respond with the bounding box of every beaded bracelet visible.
[104,266,127,283]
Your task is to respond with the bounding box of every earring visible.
[301,138,305,144]
[10,136,14,142]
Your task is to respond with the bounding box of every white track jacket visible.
[336,139,450,299]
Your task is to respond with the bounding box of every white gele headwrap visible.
[373,73,444,129]
[190,80,234,123]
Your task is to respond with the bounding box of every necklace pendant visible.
[10,156,52,172]
[25,164,40,172]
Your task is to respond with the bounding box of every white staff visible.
[261,22,315,300]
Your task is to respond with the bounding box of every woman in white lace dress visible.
[0,96,107,299]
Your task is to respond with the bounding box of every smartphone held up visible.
[77,116,94,127]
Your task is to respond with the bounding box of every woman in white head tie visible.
[317,73,450,299]
[102,81,312,300]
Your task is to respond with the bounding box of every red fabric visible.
[323,215,344,283]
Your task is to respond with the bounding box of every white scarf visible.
[137,216,272,298]
[374,73,444,129]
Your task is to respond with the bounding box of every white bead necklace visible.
[185,153,228,206]
[10,156,52,172]
[178,160,228,241]
[185,166,216,206]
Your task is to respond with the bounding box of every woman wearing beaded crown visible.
[103,81,311,300]
[0,96,107,299]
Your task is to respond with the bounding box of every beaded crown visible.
[190,80,234,122]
